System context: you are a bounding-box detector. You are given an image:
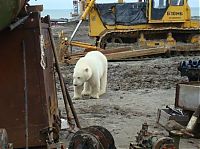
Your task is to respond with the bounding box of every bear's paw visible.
[81,90,91,96]
[72,96,82,100]
[90,94,99,99]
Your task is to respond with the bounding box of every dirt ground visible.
[52,22,200,149]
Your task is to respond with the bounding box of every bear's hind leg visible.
[100,70,107,96]
[81,82,91,96]
[90,79,100,99]
[73,85,83,100]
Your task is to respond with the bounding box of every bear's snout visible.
[73,84,78,86]
[73,79,79,86]
[73,79,82,86]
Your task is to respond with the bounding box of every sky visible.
[29,0,199,9]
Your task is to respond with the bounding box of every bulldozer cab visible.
[149,0,190,23]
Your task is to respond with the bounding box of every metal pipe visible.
[166,105,183,116]
[81,0,95,20]
[69,0,95,53]
[9,15,29,31]
[50,27,81,128]
[49,28,81,129]
[22,40,29,149]
[64,84,81,129]
[49,29,72,124]
[65,40,101,51]
[69,20,82,43]
[69,20,83,53]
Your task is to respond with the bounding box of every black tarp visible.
[96,2,147,26]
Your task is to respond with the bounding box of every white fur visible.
[73,51,108,99]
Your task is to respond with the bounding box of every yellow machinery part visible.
[166,33,176,47]
[63,0,200,64]
[81,0,95,20]
[148,0,190,23]
[118,0,124,3]
[87,0,199,48]
[190,35,200,44]
[89,7,107,37]
[138,32,176,48]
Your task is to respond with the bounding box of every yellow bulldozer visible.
[62,0,200,63]
[88,0,199,48]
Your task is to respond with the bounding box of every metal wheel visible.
[153,137,175,149]
[68,126,116,149]
[111,37,123,44]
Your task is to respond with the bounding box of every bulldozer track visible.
[98,27,200,49]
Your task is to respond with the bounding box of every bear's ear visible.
[85,68,89,72]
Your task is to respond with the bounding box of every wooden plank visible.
[66,47,168,64]
[171,44,200,52]
[65,44,200,64]
[105,47,168,60]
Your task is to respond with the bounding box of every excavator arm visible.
[69,0,95,42]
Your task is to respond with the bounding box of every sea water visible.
[41,9,73,19]
[192,7,200,17]
[42,7,199,19]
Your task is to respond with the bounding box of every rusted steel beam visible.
[49,25,81,129]
[26,5,43,13]
[64,84,81,129]
[49,27,73,124]
[0,12,60,148]
[22,40,29,149]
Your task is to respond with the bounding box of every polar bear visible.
[72,51,108,100]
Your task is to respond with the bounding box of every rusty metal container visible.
[0,0,26,31]
[0,12,60,148]
[175,82,200,111]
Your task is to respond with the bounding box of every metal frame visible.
[0,12,60,148]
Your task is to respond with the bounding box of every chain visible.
[40,35,46,70]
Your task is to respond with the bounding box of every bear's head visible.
[73,66,92,86]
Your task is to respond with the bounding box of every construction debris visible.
[129,123,176,149]
[157,60,200,140]
[60,36,200,64]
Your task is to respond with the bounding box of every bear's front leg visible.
[90,79,100,99]
[73,85,83,100]
[81,82,91,96]
[100,70,107,95]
